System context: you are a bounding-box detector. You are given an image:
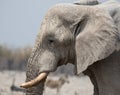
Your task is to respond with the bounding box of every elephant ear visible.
[74,10,119,75]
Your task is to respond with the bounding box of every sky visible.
[0,0,118,48]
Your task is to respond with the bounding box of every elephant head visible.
[20,3,119,95]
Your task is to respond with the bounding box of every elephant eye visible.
[48,39,54,43]
[48,38,54,45]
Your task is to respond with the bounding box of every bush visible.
[0,44,32,71]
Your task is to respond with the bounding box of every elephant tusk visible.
[20,72,48,88]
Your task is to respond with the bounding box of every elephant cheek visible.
[38,54,58,73]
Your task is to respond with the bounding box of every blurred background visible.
[0,0,115,95]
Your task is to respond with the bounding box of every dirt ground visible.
[0,71,94,95]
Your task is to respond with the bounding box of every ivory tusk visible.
[20,72,48,88]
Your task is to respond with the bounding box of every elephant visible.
[21,0,120,95]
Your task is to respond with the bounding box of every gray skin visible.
[76,0,120,95]
[25,0,120,95]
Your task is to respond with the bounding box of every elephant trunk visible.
[21,70,47,95]
[20,47,59,95]
[26,78,47,95]
[23,66,48,95]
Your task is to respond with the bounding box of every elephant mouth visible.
[20,72,48,88]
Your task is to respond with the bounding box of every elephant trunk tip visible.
[20,72,48,89]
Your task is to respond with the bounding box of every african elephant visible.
[21,0,120,95]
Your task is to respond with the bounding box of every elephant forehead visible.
[40,17,71,38]
[39,16,62,35]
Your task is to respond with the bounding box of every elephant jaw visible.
[20,72,48,88]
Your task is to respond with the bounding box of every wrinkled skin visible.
[23,0,120,95]
[76,0,120,95]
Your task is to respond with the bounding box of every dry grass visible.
[0,71,93,95]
